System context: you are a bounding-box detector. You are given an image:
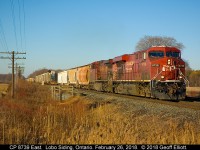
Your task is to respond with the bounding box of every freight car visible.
[26,77,35,82]
[35,70,57,84]
[57,70,68,85]
[66,46,187,100]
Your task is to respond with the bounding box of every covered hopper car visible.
[34,70,57,84]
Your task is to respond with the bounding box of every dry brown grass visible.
[0,80,200,144]
[186,87,200,97]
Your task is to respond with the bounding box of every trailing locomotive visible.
[31,46,187,100]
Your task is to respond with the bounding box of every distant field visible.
[186,87,200,97]
[0,83,9,92]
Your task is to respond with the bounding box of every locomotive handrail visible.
[151,70,163,81]
[179,69,190,87]
[150,70,163,89]
[151,68,189,87]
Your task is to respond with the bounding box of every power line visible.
[18,0,23,50]
[10,0,19,51]
[0,0,26,54]
[0,20,7,50]
[0,28,6,50]
[0,20,9,51]
[22,0,26,51]
[0,51,26,99]
[8,63,25,85]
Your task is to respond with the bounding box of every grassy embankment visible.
[0,80,199,144]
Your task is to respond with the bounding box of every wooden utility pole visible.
[8,63,25,85]
[0,51,26,99]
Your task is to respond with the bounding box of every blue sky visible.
[0,0,200,77]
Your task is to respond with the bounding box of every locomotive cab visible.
[147,46,187,100]
[148,47,185,81]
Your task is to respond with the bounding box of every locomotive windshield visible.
[166,51,180,58]
[149,51,164,58]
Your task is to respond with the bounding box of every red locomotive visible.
[89,46,187,100]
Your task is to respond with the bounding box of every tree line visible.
[0,74,12,83]
[186,70,200,87]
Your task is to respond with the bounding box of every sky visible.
[0,0,200,77]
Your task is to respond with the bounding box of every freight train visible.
[29,46,188,100]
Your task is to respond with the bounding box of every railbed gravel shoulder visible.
[79,90,200,123]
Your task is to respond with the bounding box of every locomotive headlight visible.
[167,59,171,65]
[179,76,183,79]
[161,76,165,79]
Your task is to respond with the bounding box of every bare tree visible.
[135,36,184,51]
[183,59,192,79]
[183,59,191,71]
[27,68,63,78]
[27,68,49,78]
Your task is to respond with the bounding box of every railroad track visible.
[73,88,200,111]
